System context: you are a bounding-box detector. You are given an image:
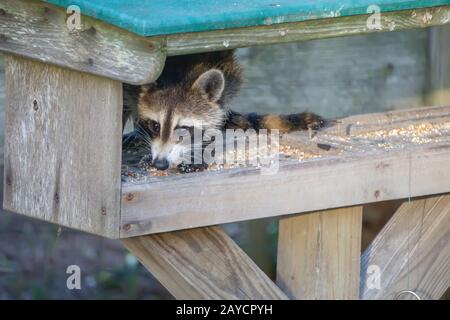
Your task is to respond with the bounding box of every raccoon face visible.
[137,69,227,170]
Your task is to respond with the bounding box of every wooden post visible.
[3,55,123,238]
[276,206,363,299]
[360,195,450,300]
[426,25,450,106]
[122,226,288,300]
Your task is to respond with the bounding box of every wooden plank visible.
[277,206,363,299]
[164,5,450,56]
[426,25,450,105]
[0,0,165,84]
[3,55,122,238]
[232,29,429,117]
[120,106,450,237]
[360,194,450,299]
[122,226,288,300]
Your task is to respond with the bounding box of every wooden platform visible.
[120,105,450,237]
[4,52,450,239]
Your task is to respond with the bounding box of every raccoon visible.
[128,50,326,171]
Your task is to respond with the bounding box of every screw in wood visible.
[374,190,381,199]
[33,99,39,111]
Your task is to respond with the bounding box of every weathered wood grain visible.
[426,25,450,106]
[164,6,450,56]
[0,0,165,84]
[277,206,363,299]
[120,106,450,237]
[232,30,428,117]
[43,0,450,36]
[360,194,450,300]
[122,226,288,300]
[3,55,122,238]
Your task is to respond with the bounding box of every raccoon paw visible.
[177,162,208,174]
[289,112,328,131]
[138,154,153,167]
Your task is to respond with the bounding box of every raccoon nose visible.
[153,158,169,171]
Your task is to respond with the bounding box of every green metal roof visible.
[45,0,450,36]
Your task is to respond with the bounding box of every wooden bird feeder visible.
[1,0,449,299]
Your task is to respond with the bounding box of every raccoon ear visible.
[139,83,157,98]
[192,69,225,103]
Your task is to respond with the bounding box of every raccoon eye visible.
[147,120,160,134]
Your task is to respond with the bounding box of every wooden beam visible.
[276,206,362,299]
[3,55,122,238]
[0,0,165,84]
[120,106,450,236]
[426,25,450,106]
[164,6,450,56]
[122,226,288,300]
[360,194,450,300]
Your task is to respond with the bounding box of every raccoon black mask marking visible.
[124,50,327,171]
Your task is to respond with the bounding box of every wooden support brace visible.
[276,206,363,299]
[122,226,288,300]
[3,55,123,238]
[360,194,450,300]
